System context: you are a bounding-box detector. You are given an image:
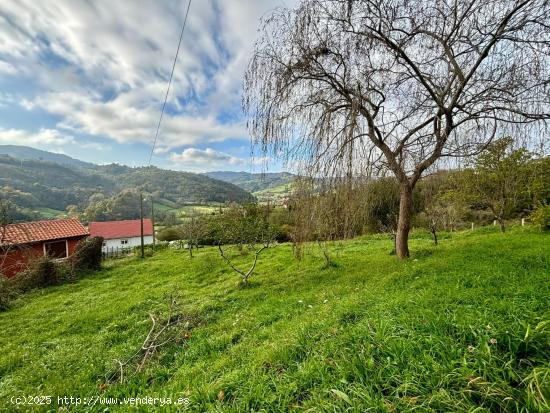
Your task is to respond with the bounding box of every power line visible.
[148,0,192,165]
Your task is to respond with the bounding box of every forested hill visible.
[0,153,254,221]
[203,171,295,192]
[0,144,95,169]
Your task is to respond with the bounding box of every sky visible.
[0,0,296,172]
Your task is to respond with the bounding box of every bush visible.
[157,227,183,242]
[17,256,61,289]
[274,224,293,242]
[0,276,19,311]
[530,203,550,231]
[70,236,103,272]
[1,256,63,310]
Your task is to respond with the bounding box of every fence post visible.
[471,222,474,230]
[521,218,525,227]
[493,220,497,226]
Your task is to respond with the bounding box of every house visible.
[88,219,154,252]
[0,218,89,277]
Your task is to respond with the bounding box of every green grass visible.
[253,182,294,196]
[177,205,222,216]
[20,207,66,219]
[0,228,549,412]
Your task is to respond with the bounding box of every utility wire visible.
[148,0,192,165]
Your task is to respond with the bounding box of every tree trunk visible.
[430,223,438,246]
[396,183,413,259]
[498,216,506,233]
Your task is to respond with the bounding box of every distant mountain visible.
[0,145,95,169]
[203,171,296,193]
[0,148,254,222]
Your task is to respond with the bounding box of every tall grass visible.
[0,228,548,412]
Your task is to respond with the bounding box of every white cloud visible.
[28,91,247,148]
[0,0,302,153]
[169,147,274,172]
[169,147,249,171]
[0,60,16,75]
[0,128,75,147]
[80,141,111,151]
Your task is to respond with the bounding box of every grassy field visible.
[254,182,294,204]
[154,202,223,219]
[18,207,66,220]
[0,228,548,412]
[253,182,294,196]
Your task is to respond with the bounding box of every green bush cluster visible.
[70,236,103,271]
[530,203,550,231]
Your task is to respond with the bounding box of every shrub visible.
[0,276,19,311]
[530,203,550,231]
[17,256,61,289]
[157,227,183,242]
[7,257,55,294]
[274,224,293,243]
[70,236,103,272]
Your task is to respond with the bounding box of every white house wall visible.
[102,236,154,252]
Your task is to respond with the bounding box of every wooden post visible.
[521,218,525,227]
[151,197,155,253]
[493,220,497,226]
[471,222,474,230]
[140,193,145,258]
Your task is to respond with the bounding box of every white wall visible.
[102,236,154,252]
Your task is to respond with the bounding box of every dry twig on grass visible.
[105,295,202,385]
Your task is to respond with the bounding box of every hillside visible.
[0,145,95,169]
[1,228,548,412]
[204,171,295,193]
[0,153,254,221]
[253,181,295,203]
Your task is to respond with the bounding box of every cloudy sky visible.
[0,0,296,172]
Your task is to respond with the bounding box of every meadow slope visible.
[0,228,548,412]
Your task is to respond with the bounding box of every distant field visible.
[154,203,225,220]
[20,207,66,219]
[254,182,294,196]
[178,204,222,216]
[254,182,294,205]
[0,227,548,412]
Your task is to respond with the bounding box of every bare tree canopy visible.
[244,0,550,258]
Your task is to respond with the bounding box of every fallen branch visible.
[105,295,202,385]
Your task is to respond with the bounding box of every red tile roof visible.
[88,219,153,240]
[0,218,89,246]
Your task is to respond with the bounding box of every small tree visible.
[419,172,469,243]
[181,211,205,258]
[528,156,550,206]
[462,137,531,232]
[216,204,275,285]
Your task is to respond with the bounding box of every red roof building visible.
[0,218,89,278]
[88,219,154,252]
[88,219,153,239]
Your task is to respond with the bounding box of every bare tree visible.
[244,0,549,258]
[216,204,275,285]
[181,209,205,258]
[291,177,366,264]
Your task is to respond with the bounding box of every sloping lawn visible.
[0,228,548,412]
